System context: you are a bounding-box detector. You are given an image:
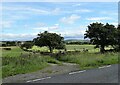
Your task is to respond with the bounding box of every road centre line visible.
[99,65,111,69]
[26,77,51,83]
[69,70,86,75]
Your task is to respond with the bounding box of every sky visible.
[1,2,118,41]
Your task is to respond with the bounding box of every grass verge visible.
[57,52,119,70]
[2,55,62,78]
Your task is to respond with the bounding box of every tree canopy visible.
[33,31,65,53]
[84,22,116,53]
[20,41,33,50]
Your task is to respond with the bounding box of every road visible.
[26,64,119,83]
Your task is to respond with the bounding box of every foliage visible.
[20,41,33,50]
[114,25,120,51]
[84,22,116,53]
[33,31,65,53]
[6,41,16,46]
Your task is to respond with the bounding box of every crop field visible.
[1,45,119,78]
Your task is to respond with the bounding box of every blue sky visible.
[1,2,118,41]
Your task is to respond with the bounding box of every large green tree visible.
[33,31,65,53]
[84,22,116,53]
[114,24,120,51]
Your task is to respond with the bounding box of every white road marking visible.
[69,70,86,75]
[99,65,111,69]
[26,77,51,83]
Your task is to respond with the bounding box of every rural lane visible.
[27,64,119,83]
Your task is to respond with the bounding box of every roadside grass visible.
[2,55,62,78]
[2,46,62,78]
[57,52,119,70]
[2,45,118,78]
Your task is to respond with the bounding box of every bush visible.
[3,48,11,50]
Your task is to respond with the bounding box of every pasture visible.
[1,45,119,78]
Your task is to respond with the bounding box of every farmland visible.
[1,45,119,78]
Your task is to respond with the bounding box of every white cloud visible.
[36,22,46,27]
[60,14,81,24]
[33,24,59,31]
[2,0,119,2]
[33,27,49,31]
[100,11,118,16]
[86,17,112,21]
[75,9,92,13]
[52,8,61,15]
[27,8,50,15]
[1,33,37,41]
[1,21,13,28]
[110,22,118,27]
[3,6,62,15]
[72,4,81,7]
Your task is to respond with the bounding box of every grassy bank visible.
[57,52,119,69]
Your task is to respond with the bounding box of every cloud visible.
[100,11,118,16]
[27,8,50,15]
[1,21,13,28]
[72,3,81,7]
[86,17,112,21]
[60,30,85,40]
[110,22,118,27]
[1,33,37,41]
[75,9,92,13]
[33,24,59,31]
[52,8,61,15]
[3,6,62,15]
[2,0,119,2]
[36,22,46,27]
[60,14,81,24]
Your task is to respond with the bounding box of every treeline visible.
[1,41,32,47]
[66,41,90,45]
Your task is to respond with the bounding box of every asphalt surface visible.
[27,64,119,83]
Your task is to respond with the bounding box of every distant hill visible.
[65,39,90,43]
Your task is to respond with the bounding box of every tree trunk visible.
[49,46,53,53]
[100,45,105,53]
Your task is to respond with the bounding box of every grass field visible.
[66,45,99,53]
[1,45,119,78]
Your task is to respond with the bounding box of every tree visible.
[84,22,116,53]
[114,24,120,51]
[6,41,16,46]
[117,25,120,51]
[20,41,33,50]
[33,31,65,53]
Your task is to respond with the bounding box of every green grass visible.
[1,46,62,78]
[31,46,49,52]
[1,46,26,57]
[31,45,112,53]
[1,45,118,78]
[57,52,119,70]
[2,55,62,78]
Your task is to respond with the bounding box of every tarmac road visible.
[27,64,119,83]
